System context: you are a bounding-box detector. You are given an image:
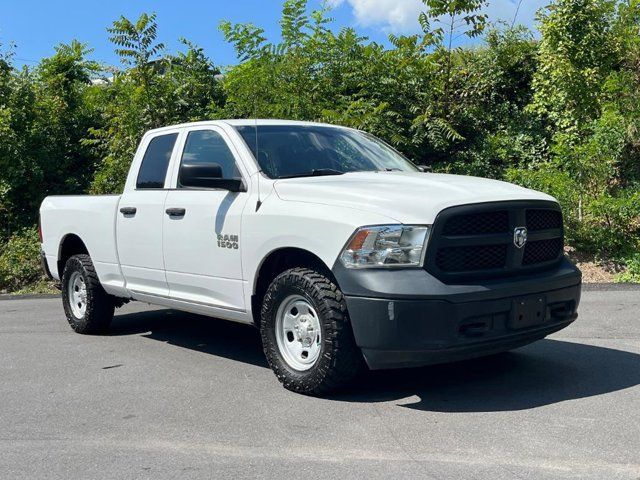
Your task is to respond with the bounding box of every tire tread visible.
[260,267,363,395]
[61,254,114,335]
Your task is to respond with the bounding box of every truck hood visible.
[273,171,556,224]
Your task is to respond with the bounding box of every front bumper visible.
[333,257,581,370]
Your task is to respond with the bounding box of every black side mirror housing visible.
[179,163,246,192]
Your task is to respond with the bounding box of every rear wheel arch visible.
[57,234,89,279]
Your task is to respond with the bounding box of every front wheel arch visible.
[252,247,338,327]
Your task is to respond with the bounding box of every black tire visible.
[260,268,364,395]
[61,254,114,335]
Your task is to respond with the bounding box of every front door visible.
[162,127,249,310]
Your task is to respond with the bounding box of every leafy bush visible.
[506,166,640,257]
[583,189,640,256]
[2,0,640,291]
[616,254,640,283]
[505,164,579,233]
[0,228,43,293]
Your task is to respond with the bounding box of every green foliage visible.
[107,13,165,70]
[220,2,354,121]
[615,254,640,283]
[219,0,533,170]
[530,0,619,132]
[423,0,489,38]
[219,21,267,61]
[280,0,310,48]
[585,189,640,255]
[0,40,102,235]
[506,164,581,241]
[0,228,42,292]
[507,164,640,256]
[518,0,640,257]
[2,0,640,290]
[90,15,225,193]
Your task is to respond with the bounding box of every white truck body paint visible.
[273,171,554,225]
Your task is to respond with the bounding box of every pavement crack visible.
[102,364,123,370]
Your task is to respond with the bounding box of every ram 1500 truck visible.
[40,120,582,394]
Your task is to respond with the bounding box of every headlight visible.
[340,225,430,268]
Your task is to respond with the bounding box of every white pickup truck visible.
[40,120,581,394]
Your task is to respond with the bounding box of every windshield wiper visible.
[278,169,345,179]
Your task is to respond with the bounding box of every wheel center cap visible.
[297,315,315,346]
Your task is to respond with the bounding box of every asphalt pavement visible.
[1,288,639,479]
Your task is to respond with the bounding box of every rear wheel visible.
[260,268,363,395]
[61,254,114,335]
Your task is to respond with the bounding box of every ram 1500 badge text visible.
[39,120,582,394]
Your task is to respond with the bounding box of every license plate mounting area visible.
[509,294,547,330]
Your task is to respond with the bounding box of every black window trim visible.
[174,127,247,191]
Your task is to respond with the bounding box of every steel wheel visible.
[261,268,364,394]
[67,271,87,319]
[275,295,322,371]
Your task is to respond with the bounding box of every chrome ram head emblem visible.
[514,227,528,249]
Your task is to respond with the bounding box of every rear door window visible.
[136,133,179,189]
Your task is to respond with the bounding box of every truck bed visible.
[40,195,122,290]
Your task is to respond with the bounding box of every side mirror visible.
[417,165,432,173]
[179,163,246,192]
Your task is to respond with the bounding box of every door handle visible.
[120,207,137,215]
[166,208,186,217]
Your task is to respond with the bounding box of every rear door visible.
[162,126,249,310]
[116,132,180,296]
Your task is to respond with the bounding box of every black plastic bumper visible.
[333,257,581,370]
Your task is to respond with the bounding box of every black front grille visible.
[442,210,509,235]
[523,238,564,265]
[436,244,507,272]
[526,209,563,231]
[425,201,564,281]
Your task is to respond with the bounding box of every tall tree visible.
[529,0,620,221]
[0,41,101,234]
[91,14,224,194]
[421,0,488,115]
[530,0,618,132]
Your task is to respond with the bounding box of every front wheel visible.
[260,268,363,395]
[61,254,114,335]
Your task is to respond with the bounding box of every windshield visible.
[234,125,418,179]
